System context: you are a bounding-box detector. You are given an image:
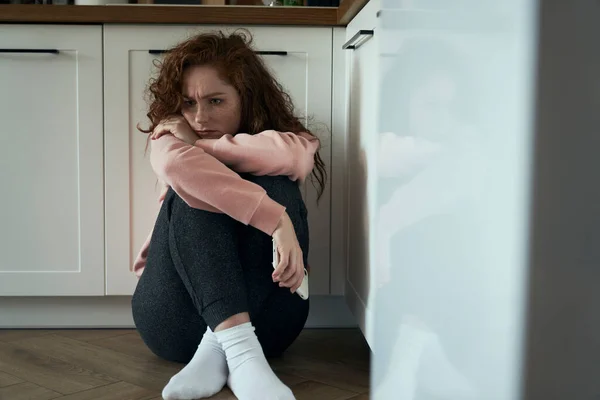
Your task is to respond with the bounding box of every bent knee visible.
[244,175,303,208]
[170,191,239,229]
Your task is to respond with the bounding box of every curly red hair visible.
[138,29,327,199]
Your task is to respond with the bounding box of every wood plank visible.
[54,329,134,343]
[286,329,371,372]
[0,5,338,25]
[0,371,23,388]
[291,380,358,400]
[14,335,180,392]
[337,0,370,25]
[0,329,52,342]
[88,333,157,361]
[275,371,309,387]
[347,394,370,400]
[0,341,118,395]
[202,377,349,400]
[0,382,61,400]
[141,371,306,399]
[50,381,158,400]
[271,353,370,393]
[0,328,370,400]
[72,333,311,395]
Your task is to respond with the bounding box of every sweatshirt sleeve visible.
[193,130,319,183]
[150,135,286,236]
[132,228,152,277]
[131,185,167,276]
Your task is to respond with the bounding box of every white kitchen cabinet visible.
[343,0,380,345]
[0,25,105,296]
[104,25,332,295]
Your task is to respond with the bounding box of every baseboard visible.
[345,280,373,347]
[305,295,358,328]
[0,295,357,329]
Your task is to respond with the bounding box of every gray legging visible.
[132,175,310,363]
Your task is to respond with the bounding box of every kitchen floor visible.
[0,328,370,400]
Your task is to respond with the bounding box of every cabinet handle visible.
[0,49,59,54]
[149,50,288,56]
[342,30,374,50]
[255,51,288,56]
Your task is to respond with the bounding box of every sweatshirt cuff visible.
[249,194,286,236]
[194,138,219,154]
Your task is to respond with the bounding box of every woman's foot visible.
[216,322,295,400]
[162,328,228,400]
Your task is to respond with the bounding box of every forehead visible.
[182,65,231,95]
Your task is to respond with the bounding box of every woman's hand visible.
[272,212,305,294]
[151,115,199,145]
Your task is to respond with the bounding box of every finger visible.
[280,267,298,288]
[297,248,305,272]
[278,251,297,282]
[291,252,305,292]
[151,124,171,140]
[151,128,170,140]
[282,250,303,290]
[281,264,302,290]
[151,123,164,137]
[272,249,289,281]
[291,267,305,293]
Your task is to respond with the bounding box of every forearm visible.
[194,130,318,182]
[151,135,285,235]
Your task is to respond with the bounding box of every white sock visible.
[215,322,295,400]
[162,327,228,400]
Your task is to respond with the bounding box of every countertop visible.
[0,0,368,25]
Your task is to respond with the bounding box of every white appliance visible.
[371,0,600,399]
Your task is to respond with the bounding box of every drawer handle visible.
[342,29,374,50]
[149,50,288,56]
[0,49,59,54]
[255,51,288,56]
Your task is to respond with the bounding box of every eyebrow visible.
[183,92,226,99]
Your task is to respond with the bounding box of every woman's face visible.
[181,65,242,139]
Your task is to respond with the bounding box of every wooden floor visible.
[0,328,370,400]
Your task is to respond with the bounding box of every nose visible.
[194,104,209,125]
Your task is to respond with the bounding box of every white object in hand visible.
[273,239,309,300]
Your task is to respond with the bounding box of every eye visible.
[183,99,196,107]
[209,98,222,105]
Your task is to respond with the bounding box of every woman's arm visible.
[131,136,287,276]
[134,128,315,280]
[152,127,319,182]
[193,130,319,182]
[152,135,286,234]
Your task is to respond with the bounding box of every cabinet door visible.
[344,0,380,345]
[104,26,332,295]
[0,25,104,296]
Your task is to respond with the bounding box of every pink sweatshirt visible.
[132,130,319,277]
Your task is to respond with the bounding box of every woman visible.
[131,31,326,400]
